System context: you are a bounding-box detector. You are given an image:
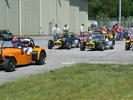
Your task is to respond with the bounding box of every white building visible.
[0,0,88,35]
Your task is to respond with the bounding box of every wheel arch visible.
[4,56,17,63]
[33,48,46,61]
[40,50,46,57]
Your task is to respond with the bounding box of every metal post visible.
[56,0,57,24]
[19,0,22,35]
[119,0,121,25]
[40,0,42,35]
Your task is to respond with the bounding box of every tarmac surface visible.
[0,36,133,84]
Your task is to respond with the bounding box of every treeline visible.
[88,0,133,19]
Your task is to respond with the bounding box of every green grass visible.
[0,63,133,100]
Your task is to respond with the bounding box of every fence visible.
[89,17,133,28]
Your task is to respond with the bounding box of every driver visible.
[23,38,32,55]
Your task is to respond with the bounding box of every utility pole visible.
[56,0,57,24]
[119,0,121,25]
[19,0,22,35]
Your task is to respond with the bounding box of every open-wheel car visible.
[0,37,46,72]
[48,33,80,49]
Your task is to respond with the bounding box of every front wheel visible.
[3,58,16,72]
[35,52,45,65]
[125,43,130,50]
[66,42,71,49]
[99,44,105,51]
[80,42,86,51]
[110,45,114,49]
[48,41,53,49]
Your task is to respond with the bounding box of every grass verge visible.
[0,63,133,100]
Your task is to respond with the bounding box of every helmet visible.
[23,38,30,44]
[24,38,30,42]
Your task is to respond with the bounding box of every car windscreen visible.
[0,41,3,47]
[2,41,22,48]
[93,34,105,40]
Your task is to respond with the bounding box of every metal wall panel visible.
[40,0,88,35]
[40,0,70,35]
[0,0,19,35]
[0,0,7,29]
[21,0,40,35]
[79,0,88,30]
[69,0,75,33]
[69,0,81,34]
[57,0,70,32]
[0,0,88,35]
[40,0,56,35]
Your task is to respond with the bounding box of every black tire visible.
[80,42,85,51]
[35,52,45,65]
[48,41,53,49]
[125,43,130,50]
[110,45,114,49]
[66,42,71,49]
[3,58,16,72]
[99,44,105,51]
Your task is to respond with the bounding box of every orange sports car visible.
[0,37,46,72]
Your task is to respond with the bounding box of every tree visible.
[88,0,133,19]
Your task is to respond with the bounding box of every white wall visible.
[21,0,40,35]
[0,0,88,35]
[40,0,56,35]
[56,0,70,31]
[79,0,88,32]
[69,0,80,34]
[40,0,88,35]
[0,0,19,35]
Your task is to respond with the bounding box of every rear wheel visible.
[99,44,104,51]
[35,52,45,65]
[3,58,16,72]
[125,43,130,50]
[110,45,114,49]
[80,42,86,51]
[66,42,71,49]
[48,41,53,49]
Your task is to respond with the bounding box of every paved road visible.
[0,36,133,84]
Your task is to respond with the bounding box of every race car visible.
[80,33,115,51]
[48,33,80,49]
[0,30,14,40]
[125,32,133,50]
[77,29,102,41]
[0,37,46,72]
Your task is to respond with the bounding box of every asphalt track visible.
[0,36,133,84]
